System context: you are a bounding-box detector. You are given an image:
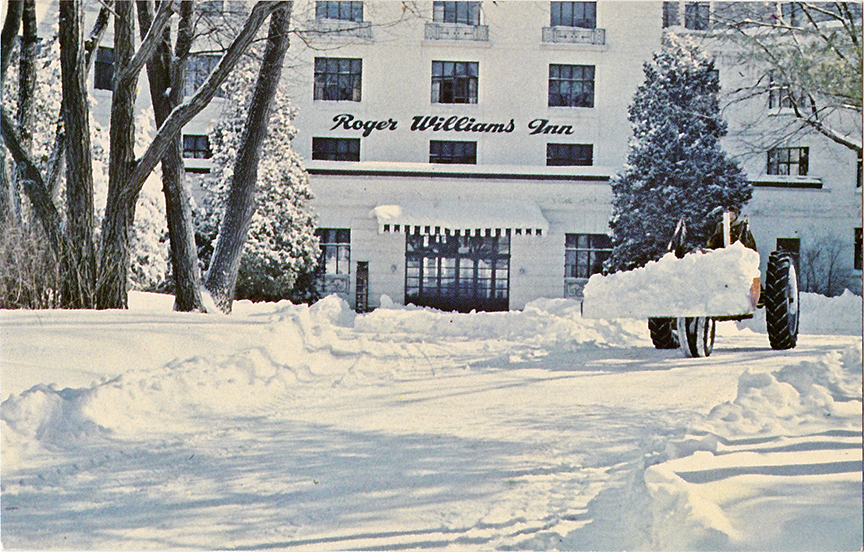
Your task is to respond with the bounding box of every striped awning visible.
[370,199,549,237]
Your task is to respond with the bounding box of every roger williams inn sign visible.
[330,113,579,137]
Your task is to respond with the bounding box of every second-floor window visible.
[316,1,364,21]
[94,47,113,91]
[432,61,478,104]
[312,137,360,161]
[550,1,596,28]
[430,140,477,164]
[684,2,709,30]
[183,135,211,159]
[768,147,809,176]
[185,54,221,98]
[547,143,593,166]
[314,57,362,101]
[433,1,481,25]
[855,228,862,271]
[548,64,594,108]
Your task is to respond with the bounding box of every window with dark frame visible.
[314,57,363,102]
[182,135,211,159]
[662,1,680,27]
[430,141,477,164]
[316,1,364,21]
[547,143,593,166]
[548,64,595,108]
[768,72,796,109]
[185,54,221,98]
[94,46,114,91]
[768,147,809,176]
[776,238,801,268]
[684,1,709,30]
[855,228,862,271]
[433,1,481,25]
[550,2,596,28]
[406,233,510,313]
[565,234,612,279]
[312,137,360,161]
[316,228,351,275]
[431,61,478,104]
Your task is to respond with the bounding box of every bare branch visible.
[129,1,289,192]
[1,0,23,78]
[1,108,63,252]
[118,0,174,88]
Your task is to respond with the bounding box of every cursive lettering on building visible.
[527,118,575,135]
[331,113,398,137]
[410,115,515,133]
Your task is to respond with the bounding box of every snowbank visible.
[736,289,863,336]
[641,342,863,550]
[582,243,761,319]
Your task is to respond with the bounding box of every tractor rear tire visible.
[677,317,715,357]
[649,318,680,349]
[765,251,799,350]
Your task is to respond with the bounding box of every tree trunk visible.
[95,1,284,309]
[97,1,137,309]
[137,0,205,313]
[205,4,292,313]
[59,0,97,308]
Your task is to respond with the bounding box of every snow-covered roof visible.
[370,198,549,236]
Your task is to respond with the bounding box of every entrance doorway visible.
[405,233,510,312]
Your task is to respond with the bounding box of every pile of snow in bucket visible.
[582,243,761,319]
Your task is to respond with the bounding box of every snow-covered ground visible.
[1,291,861,550]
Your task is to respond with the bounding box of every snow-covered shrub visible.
[607,34,752,272]
[195,49,319,303]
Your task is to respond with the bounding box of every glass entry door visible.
[405,233,510,312]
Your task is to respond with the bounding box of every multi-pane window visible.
[548,64,594,108]
[662,1,680,27]
[684,2,709,30]
[430,141,477,164]
[185,54,221,98]
[406,234,510,312]
[433,1,481,25]
[312,137,361,161]
[855,228,862,271]
[857,153,862,188]
[431,61,478,104]
[547,143,593,166]
[768,147,809,176]
[550,2,596,28]
[316,229,351,275]
[565,234,612,279]
[316,1,364,21]
[314,57,362,102]
[182,135,211,159]
[94,47,114,91]
[776,238,800,268]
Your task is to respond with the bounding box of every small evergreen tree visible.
[195,46,319,304]
[607,34,752,272]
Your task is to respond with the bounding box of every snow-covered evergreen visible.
[195,51,319,303]
[607,34,752,273]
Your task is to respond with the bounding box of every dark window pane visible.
[314,57,362,102]
[548,64,594,107]
[312,138,361,161]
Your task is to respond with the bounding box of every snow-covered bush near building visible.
[195,49,319,303]
[608,34,752,273]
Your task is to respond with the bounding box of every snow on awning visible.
[370,199,549,237]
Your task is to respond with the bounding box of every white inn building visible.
[46,1,864,312]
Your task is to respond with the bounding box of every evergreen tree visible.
[607,34,752,273]
[195,41,319,305]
